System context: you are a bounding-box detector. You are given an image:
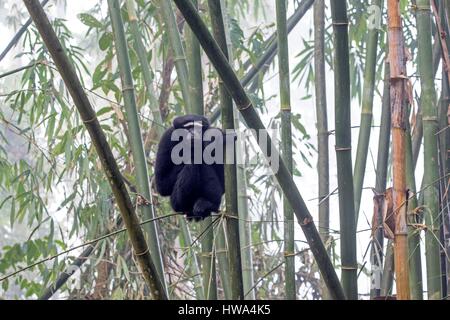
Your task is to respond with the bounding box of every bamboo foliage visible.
[387,0,410,300]
[22,0,167,299]
[276,0,295,300]
[173,0,345,300]
[330,0,358,300]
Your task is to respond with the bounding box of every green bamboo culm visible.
[159,0,191,113]
[313,0,330,299]
[173,0,345,300]
[107,0,167,295]
[23,0,166,299]
[371,61,390,299]
[405,107,424,300]
[330,0,358,299]
[353,0,383,219]
[412,38,441,168]
[185,0,218,300]
[275,0,295,300]
[437,0,450,296]
[208,0,244,300]
[125,0,163,138]
[415,0,442,300]
[219,0,256,299]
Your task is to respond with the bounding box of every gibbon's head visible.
[173,114,210,141]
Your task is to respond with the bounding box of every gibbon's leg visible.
[191,165,224,220]
[170,164,200,215]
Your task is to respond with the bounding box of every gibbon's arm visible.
[154,127,181,196]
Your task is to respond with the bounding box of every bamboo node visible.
[411,4,431,12]
[121,84,135,92]
[200,252,214,257]
[82,116,97,124]
[238,100,252,111]
[300,216,313,226]
[335,146,351,152]
[223,213,239,220]
[172,55,186,62]
[134,247,149,256]
[284,252,296,257]
[341,266,357,270]
[422,116,438,122]
[332,21,349,26]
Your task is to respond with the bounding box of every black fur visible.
[154,115,225,221]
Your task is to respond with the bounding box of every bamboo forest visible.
[1,0,450,302]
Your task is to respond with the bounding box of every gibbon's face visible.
[173,115,210,142]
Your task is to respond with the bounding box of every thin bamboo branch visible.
[276,0,295,300]
[219,0,255,299]
[330,0,358,300]
[314,0,330,300]
[173,0,345,300]
[354,0,383,219]
[416,0,442,300]
[371,61,391,299]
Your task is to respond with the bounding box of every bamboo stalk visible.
[159,0,192,113]
[208,0,244,300]
[314,0,330,299]
[406,107,424,300]
[219,0,255,299]
[387,0,410,300]
[371,62,391,299]
[381,241,395,296]
[126,0,163,137]
[412,32,441,168]
[330,0,358,300]
[354,0,383,219]
[23,0,167,299]
[436,0,449,298]
[173,0,346,300]
[416,0,442,300]
[184,0,218,300]
[276,0,295,300]
[108,0,167,294]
